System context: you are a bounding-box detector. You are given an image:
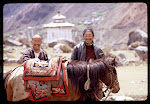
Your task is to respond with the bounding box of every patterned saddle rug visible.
[23,57,69,101]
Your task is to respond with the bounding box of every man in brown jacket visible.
[20,35,48,63]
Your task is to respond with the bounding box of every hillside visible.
[3,3,147,49]
[3,3,117,32]
[97,3,147,32]
[96,3,147,49]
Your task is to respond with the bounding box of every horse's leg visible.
[6,80,13,101]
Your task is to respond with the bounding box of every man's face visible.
[31,37,42,50]
[83,31,94,46]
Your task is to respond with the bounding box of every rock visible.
[5,48,13,53]
[53,43,71,53]
[127,29,147,46]
[48,39,76,49]
[4,58,17,63]
[59,44,71,53]
[53,43,63,53]
[3,55,20,63]
[17,37,30,47]
[109,96,134,101]
[5,39,22,46]
[118,53,126,60]
[135,46,147,61]
[124,97,134,101]
[130,41,146,48]
[48,41,58,48]
[141,80,146,83]
[129,81,135,84]
[115,96,134,101]
[106,95,134,101]
[135,46,147,52]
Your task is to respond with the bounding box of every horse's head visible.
[67,58,120,101]
[88,57,120,100]
[103,57,120,93]
[107,65,120,93]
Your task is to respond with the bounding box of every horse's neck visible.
[101,64,111,86]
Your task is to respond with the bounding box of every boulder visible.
[135,46,147,61]
[118,53,126,60]
[130,41,146,48]
[115,96,134,101]
[48,39,76,48]
[53,43,63,53]
[17,37,30,47]
[3,57,18,63]
[4,39,22,46]
[127,29,147,46]
[108,96,134,101]
[53,43,71,53]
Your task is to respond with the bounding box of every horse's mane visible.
[67,59,109,100]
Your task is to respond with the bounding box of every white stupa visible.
[43,11,75,44]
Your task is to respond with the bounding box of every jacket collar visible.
[83,41,94,47]
[32,48,42,53]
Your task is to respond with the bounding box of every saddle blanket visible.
[23,57,69,101]
[23,57,62,81]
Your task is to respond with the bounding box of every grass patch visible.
[39,29,47,34]
[3,32,11,37]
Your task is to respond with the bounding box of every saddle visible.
[23,57,69,101]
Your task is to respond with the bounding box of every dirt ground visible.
[3,46,148,101]
[114,62,147,101]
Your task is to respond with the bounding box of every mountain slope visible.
[3,3,117,32]
[97,3,147,32]
[95,3,147,49]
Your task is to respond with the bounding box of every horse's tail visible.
[3,65,23,101]
[3,69,13,102]
[3,65,23,88]
[3,70,12,85]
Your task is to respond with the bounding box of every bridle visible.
[96,61,119,101]
[84,61,119,101]
[99,65,119,101]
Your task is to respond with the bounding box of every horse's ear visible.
[112,57,116,66]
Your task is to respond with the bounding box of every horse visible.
[3,57,120,101]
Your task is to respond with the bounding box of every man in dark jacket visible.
[71,28,104,62]
[20,35,48,63]
[71,28,105,101]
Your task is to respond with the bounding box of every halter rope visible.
[84,64,90,90]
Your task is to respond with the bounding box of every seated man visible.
[20,35,48,63]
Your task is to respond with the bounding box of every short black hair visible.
[83,28,94,36]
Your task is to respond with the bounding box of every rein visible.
[98,69,114,101]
